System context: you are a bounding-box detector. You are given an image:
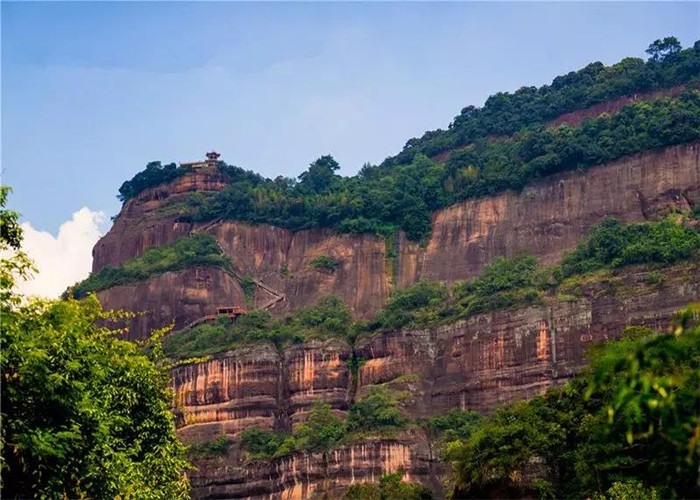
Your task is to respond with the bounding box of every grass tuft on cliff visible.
[66,234,231,298]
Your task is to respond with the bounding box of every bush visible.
[274,295,352,340]
[345,472,433,500]
[346,387,407,433]
[424,409,482,444]
[240,403,344,459]
[240,429,291,460]
[310,255,338,272]
[68,234,231,298]
[455,253,546,316]
[163,310,273,359]
[559,218,700,278]
[368,281,449,331]
[294,403,344,453]
[187,436,230,459]
[240,274,256,303]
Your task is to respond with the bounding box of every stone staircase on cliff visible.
[180,220,286,331]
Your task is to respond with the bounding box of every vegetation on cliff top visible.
[119,39,699,242]
[118,161,192,202]
[178,89,700,242]
[0,189,190,499]
[386,37,699,166]
[445,307,700,499]
[67,234,231,299]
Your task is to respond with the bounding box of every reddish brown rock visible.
[172,338,352,441]
[93,143,699,338]
[96,267,245,341]
[93,167,228,271]
[356,263,700,413]
[172,343,280,444]
[409,142,700,284]
[169,263,699,498]
[283,338,352,424]
[187,433,432,500]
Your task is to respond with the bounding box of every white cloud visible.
[17,208,106,298]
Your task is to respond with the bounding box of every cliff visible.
[93,142,699,340]
[85,139,700,498]
[170,262,700,498]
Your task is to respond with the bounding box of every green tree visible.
[297,155,341,195]
[0,189,191,499]
[0,187,22,250]
[646,37,682,62]
[346,387,407,433]
[446,307,700,499]
[294,403,344,454]
[345,472,433,500]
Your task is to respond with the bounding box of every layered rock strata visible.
[95,143,699,340]
[172,263,700,498]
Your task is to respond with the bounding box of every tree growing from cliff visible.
[294,403,344,454]
[0,188,191,499]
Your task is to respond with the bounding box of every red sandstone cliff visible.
[85,141,700,498]
[93,142,699,340]
[171,262,700,499]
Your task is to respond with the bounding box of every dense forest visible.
[117,38,700,241]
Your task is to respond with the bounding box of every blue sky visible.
[2,2,699,234]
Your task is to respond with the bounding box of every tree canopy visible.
[0,187,191,499]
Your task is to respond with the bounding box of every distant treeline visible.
[185,90,700,241]
[117,38,700,242]
[385,37,700,166]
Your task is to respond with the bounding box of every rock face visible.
[357,263,700,413]
[171,263,700,498]
[96,267,245,341]
[93,143,699,341]
[172,338,352,443]
[400,141,700,285]
[188,436,432,500]
[89,142,700,497]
